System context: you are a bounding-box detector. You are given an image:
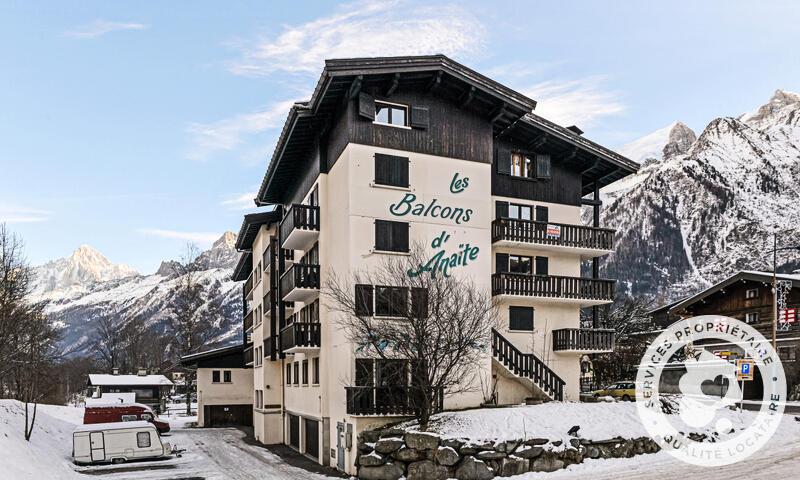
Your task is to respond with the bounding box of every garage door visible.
[205,405,253,427]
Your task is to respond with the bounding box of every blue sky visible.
[2,0,799,273]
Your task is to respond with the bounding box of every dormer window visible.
[374,101,408,127]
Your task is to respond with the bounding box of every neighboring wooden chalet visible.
[87,371,173,412]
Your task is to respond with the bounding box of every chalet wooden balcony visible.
[243,271,254,301]
[552,328,615,353]
[264,335,278,360]
[280,204,320,251]
[243,346,254,366]
[491,218,614,258]
[280,263,320,303]
[280,322,321,354]
[264,288,294,315]
[491,273,615,306]
[345,386,444,416]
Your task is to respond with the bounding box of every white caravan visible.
[73,421,171,465]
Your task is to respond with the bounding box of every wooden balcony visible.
[243,271,254,300]
[280,322,321,354]
[243,310,254,333]
[263,242,295,271]
[491,218,614,258]
[491,273,615,306]
[280,263,320,303]
[552,328,615,353]
[243,346,254,366]
[280,204,320,251]
[264,335,278,360]
[345,386,444,416]
[264,288,294,315]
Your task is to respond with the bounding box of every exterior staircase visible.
[490,328,565,401]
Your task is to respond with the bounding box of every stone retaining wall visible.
[356,427,661,480]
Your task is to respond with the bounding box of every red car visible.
[84,404,171,433]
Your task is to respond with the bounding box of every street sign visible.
[736,359,754,381]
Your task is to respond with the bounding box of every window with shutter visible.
[411,288,428,318]
[535,256,549,276]
[375,154,410,187]
[355,359,374,386]
[509,306,534,331]
[358,92,375,120]
[495,201,509,219]
[410,106,429,129]
[509,203,532,220]
[496,253,509,273]
[374,101,408,127]
[375,286,408,317]
[355,284,374,316]
[535,206,549,223]
[375,220,409,252]
[536,154,552,179]
[509,255,533,274]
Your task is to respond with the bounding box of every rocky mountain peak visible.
[212,231,237,251]
[195,232,239,270]
[33,245,139,295]
[662,121,697,160]
[740,89,800,127]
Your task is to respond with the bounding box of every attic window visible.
[374,101,408,128]
[745,288,759,299]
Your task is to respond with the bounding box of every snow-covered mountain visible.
[600,90,800,303]
[35,233,243,357]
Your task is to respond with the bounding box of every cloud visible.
[227,0,485,76]
[523,76,625,128]
[64,19,147,39]
[220,191,257,211]
[0,205,51,223]
[138,229,221,244]
[185,100,294,161]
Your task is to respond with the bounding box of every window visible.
[411,288,428,319]
[375,220,409,252]
[312,357,320,385]
[509,306,534,331]
[535,206,549,223]
[293,362,299,386]
[745,312,759,324]
[509,255,533,274]
[374,153,409,188]
[375,286,408,317]
[745,288,759,299]
[302,359,309,385]
[286,363,292,385]
[508,203,532,221]
[288,414,300,449]
[510,153,530,178]
[137,431,151,448]
[212,370,221,383]
[376,359,408,386]
[223,370,232,383]
[141,413,153,421]
[121,415,138,422]
[355,284,374,316]
[536,154,552,179]
[355,358,374,386]
[535,256,549,276]
[779,346,797,362]
[374,101,408,127]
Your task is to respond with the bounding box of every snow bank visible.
[0,400,84,479]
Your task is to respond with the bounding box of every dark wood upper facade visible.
[254,55,638,208]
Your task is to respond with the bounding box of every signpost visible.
[736,359,755,411]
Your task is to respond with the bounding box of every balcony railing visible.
[553,328,615,352]
[263,242,295,270]
[243,346,254,366]
[280,263,321,302]
[265,288,294,313]
[243,310,254,333]
[345,386,444,416]
[491,218,614,251]
[243,271,254,299]
[280,204,320,249]
[491,273,614,303]
[280,322,321,353]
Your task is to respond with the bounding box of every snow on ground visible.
[0,400,329,480]
[404,401,800,447]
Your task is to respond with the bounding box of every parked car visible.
[84,404,170,433]
[591,382,636,401]
[170,393,197,404]
[73,421,171,465]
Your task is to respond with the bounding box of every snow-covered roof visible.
[88,374,173,386]
[74,421,155,433]
[84,402,153,411]
[739,270,800,281]
[670,270,800,313]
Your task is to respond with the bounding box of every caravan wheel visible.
[111,458,126,465]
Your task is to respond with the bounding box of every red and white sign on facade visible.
[546,224,561,238]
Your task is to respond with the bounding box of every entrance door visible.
[89,432,105,462]
[336,422,345,471]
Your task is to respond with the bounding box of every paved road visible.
[76,427,331,480]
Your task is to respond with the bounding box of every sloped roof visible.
[669,270,800,314]
[235,209,281,251]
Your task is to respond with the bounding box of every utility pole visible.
[772,233,777,350]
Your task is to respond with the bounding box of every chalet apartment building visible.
[222,55,637,475]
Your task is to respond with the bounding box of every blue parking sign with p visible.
[741,363,750,374]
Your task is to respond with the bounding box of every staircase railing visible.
[490,328,564,401]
